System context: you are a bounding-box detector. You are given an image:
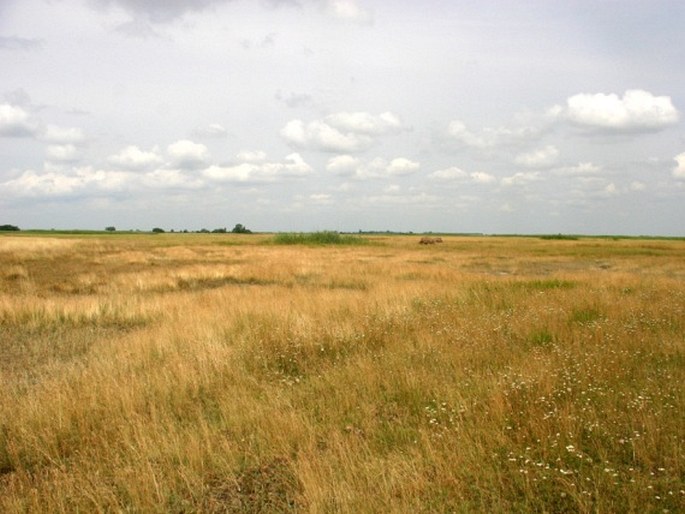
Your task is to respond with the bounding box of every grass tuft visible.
[272,231,368,246]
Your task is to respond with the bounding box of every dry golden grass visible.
[0,233,683,512]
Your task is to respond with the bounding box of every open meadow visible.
[0,232,683,513]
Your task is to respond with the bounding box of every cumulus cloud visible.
[1,167,130,198]
[501,171,542,186]
[326,155,419,179]
[446,120,538,149]
[674,152,685,180]
[281,119,372,152]
[325,0,373,24]
[203,153,312,183]
[469,171,497,184]
[42,125,87,144]
[514,145,559,168]
[1,160,206,199]
[326,155,360,175]
[236,150,267,163]
[46,144,81,163]
[192,123,228,138]
[281,111,405,153]
[108,145,164,171]
[0,103,39,137]
[428,166,468,181]
[550,89,679,132]
[386,158,420,175]
[167,140,209,169]
[140,168,204,189]
[552,162,602,176]
[602,183,618,197]
[309,193,333,204]
[1,105,88,145]
[428,166,496,185]
[325,111,403,135]
[365,191,439,206]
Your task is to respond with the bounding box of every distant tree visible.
[152,227,165,233]
[105,226,116,232]
[0,224,20,231]
[212,227,227,233]
[199,228,210,233]
[231,223,252,234]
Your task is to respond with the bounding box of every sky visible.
[1,0,684,234]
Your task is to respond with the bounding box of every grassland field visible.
[0,232,683,513]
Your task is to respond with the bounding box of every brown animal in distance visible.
[419,237,443,244]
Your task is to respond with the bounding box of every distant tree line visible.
[145,224,252,234]
[0,224,20,231]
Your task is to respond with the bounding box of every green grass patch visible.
[176,276,275,290]
[272,231,368,246]
[527,329,555,348]
[513,279,576,291]
[569,307,604,324]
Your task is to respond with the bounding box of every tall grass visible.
[0,235,683,512]
[272,231,368,245]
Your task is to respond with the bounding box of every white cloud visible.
[673,153,685,180]
[428,166,496,185]
[108,145,164,171]
[514,145,559,168]
[140,168,204,189]
[326,155,360,176]
[325,111,403,135]
[603,183,618,196]
[446,120,538,149]
[630,181,646,191]
[325,0,373,24]
[42,125,86,144]
[167,139,209,169]
[386,157,420,175]
[0,103,38,137]
[281,112,405,153]
[552,89,679,132]
[428,166,468,181]
[309,193,333,204]
[193,123,228,138]
[501,171,541,186]
[365,191,439,205]
[203,153,312,183]
[469,171,496,184]
[236,150,267,163]
[325,155,419,179]
[46,144,81,163]
[553,162,602,176]
[1,167,129,198]
[281,119,373,153]
[0,160,206,199]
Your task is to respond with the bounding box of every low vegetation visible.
[0,233,683,512]
[272,231,368,245]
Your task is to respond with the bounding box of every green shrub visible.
[272,231,367,245]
